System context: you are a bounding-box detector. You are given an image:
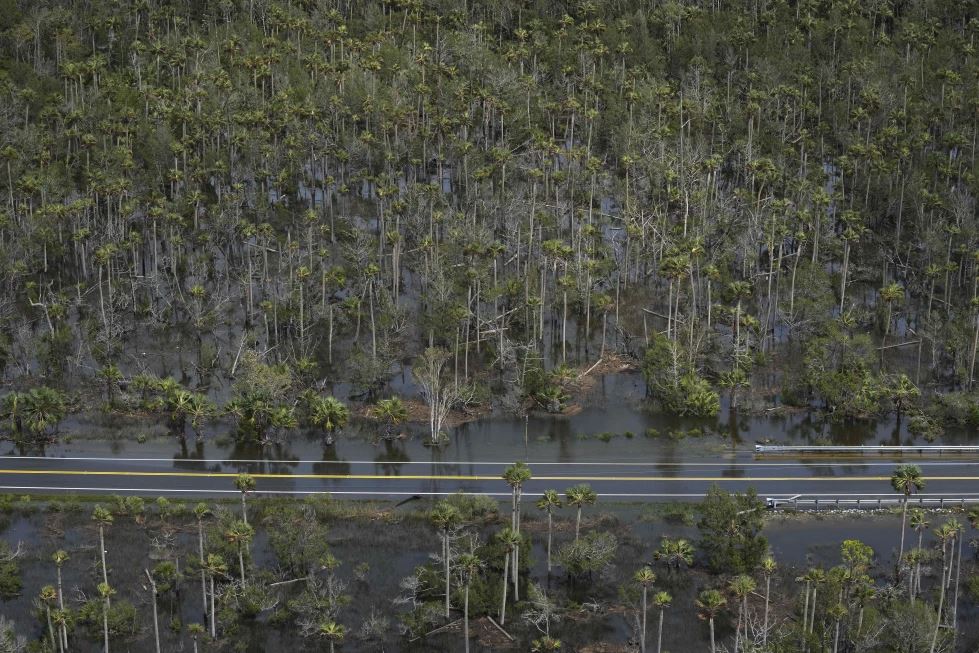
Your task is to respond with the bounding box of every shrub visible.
[445,492,498,522]
[0,542,20,599]
[77,598,138,641]
[557,532,618,577]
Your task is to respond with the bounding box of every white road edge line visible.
[0,485,978,500]
[2,455,979,468]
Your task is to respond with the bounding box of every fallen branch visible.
[641,308,671,320]
[269,576,312,587]
[230,330,249,377]
[875,340,920,351]
[576,358,603,381]
[486,616,515,641]
[412,619,462,641]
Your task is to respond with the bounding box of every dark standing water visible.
[38,372,962,468]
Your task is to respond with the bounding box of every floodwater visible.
[38,371,949,468]
[0,501,977,651]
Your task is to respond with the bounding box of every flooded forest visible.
[0,0,977,650]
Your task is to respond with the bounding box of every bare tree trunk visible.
[499,550,509,624]
[145,570,161,653]
[763,574,771,644]
[464,583,471,653]
[56,566,67,648]
[930,540,948,653]
[238,545,246,586]
[102,594,110,653]
[99,525,108,586]
[209,574,217,638]
[640,585,648,653]
[657,607,664,653]
[546,510,553,572]
[898,497,908,577]
[197,522,207,629]
[45,606,55,653]
[443,532,451,619]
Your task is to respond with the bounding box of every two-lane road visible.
[0,454,977,502]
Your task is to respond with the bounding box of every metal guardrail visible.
[768,496,979,510]
[755,445,979,454]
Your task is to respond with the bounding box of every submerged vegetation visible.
[0,0,977,649]
[0,0,974,443]
[0,466,971,650]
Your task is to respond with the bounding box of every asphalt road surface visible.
[0,453,977,503]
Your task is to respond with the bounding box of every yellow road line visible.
[0,469,978,482]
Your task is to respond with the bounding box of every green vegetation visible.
[0,464,968,650]
[697,484,768,575]
[0,0,978,648]
[0,0,973,439]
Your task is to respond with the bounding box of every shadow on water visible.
[40,372,951,469]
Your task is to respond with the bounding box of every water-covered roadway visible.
[1,453,978,502]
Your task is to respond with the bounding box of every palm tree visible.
[536,489,562,573]
[653,591,672,653]
[531,636,563,652]
[886,374,919,424]
[909,508,929,597]
[503,462,532,600]
[728,574,756,653]
[97,364,123,405]
[696,589,727,653]
[879,282,904,367]
[144,569,160,653]
[51,609,69,653]
[234,473,256,525]
[565,484,598,542]
[371,396,408,439]
[945,518,964,641]
[22,387,66,439]
[194,503,209,628]
[457,553,482,653]
[187,623,205,653]
[40,585,58,652]
[503,462,533,532]
[318,621,345,653]
[828,602,847,653]
[891,464,925,573]
[806,568,826,635]
[97,581,115,653]
[309,395,349,445]
[656,537,694,570]
[92,505,113,587]
[931,520,956,653]
[796,571,812,640]
[203,553,227,638]
[186,393,215,441]
[430,501,460,619]
[52,550,68,649]
[224,520,254,585]
[761,556,777,643]
[497,527,521,624]
[634,566,656,653]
